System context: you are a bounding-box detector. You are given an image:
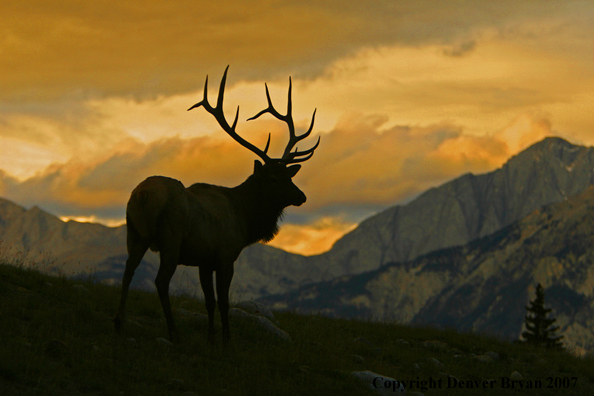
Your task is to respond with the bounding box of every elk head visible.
[187,66,320,211]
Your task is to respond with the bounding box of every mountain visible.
[259,186,594,354]
[304,137,594,281]
[2,137,594,301]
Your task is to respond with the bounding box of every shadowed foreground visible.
[2,262,594,395]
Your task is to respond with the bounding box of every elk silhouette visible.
[113,66,319,344]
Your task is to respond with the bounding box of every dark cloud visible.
[1,0,588,104]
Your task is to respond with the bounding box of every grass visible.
[1,261,594,395]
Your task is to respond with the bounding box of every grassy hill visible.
[1,262,594,396]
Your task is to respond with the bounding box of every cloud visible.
[268,216,358,256]
[297,112,553,211]
[2,0,591,104]
[0,108,560,255]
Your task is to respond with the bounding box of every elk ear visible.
[254,160,264,173]
[286,164,301,178]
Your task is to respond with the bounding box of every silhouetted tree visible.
[521,283,564,349]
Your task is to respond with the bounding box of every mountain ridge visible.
[2,136,594,302]
[259,185,594,353]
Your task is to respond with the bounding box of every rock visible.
[423,340,448,351]
[510,371,523,380]
[181,392,198,396]
[72,285,89,292]
[413,364,420,370]
[235,301,278,324]
[484,351,500,361]
[351,354,365,363]
[473,355,493,363]
[92,346,100,352]
[396,339,410,346]
[352,371,406,395]
[174,308,208,322]
[427,357,443,367]
[126,338,137,344]
[229,308,291,341]
[156,337,173,346]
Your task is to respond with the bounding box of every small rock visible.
[423,340,448,351]
[352,371,406,395]
[235,301,278,324]
[427,357,443,367]
[72,285,89,292]
[396,339,409,346]
[413,364,420,370]
[126,338,136,344]
[485,351,500,361]
[17,287,29,293]
[92,346,100,352]
[181,392,198,396]
[299,365,310,373]
[510,371,523,380]
[156,337,173,346]
[474,355,493,363]
[45,282,53,287]
[174,308,208,322]
[351,354,365,363]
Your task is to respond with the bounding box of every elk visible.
[113,66,319,344]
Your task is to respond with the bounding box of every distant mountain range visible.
[260,185,594,354]
[1,137,594,351]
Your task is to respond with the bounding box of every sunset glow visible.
[1,1,593,255]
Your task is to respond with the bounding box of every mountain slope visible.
[260,186,594,353]
[306,137,594,281]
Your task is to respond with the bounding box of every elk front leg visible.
[216,263,234,345]
[199,266,216,344]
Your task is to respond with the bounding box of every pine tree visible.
[521,283,564,349]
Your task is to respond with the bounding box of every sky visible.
[1,1,594,256]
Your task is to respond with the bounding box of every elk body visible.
[113,67,319,344]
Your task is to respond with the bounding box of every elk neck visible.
[231,177,286,246]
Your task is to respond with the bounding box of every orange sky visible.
[1,1,594,255]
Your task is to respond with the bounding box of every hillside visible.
[2,262,594,395]
[260,186,594,354]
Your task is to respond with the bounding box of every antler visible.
[247,77,320,164]
[188,66,272,163]
[189,66,319,165]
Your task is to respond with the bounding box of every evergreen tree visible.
[521,283,564,349]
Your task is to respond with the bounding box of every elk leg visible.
[216,264,234,345]
[155,253,179,342]
[199,266,216,344]
[114,224,148,332]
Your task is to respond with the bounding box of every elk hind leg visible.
[155,250,180,342]
[216,264,234,345]
[199,266,216,344]
[114,224,148,332]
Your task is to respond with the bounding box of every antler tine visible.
[283,135,321,164]
[247,77,319,164]
[188,66,271,163]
